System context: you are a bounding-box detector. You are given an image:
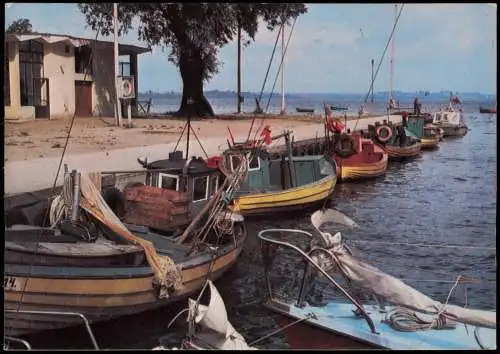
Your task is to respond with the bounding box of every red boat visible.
[479,106,496,114]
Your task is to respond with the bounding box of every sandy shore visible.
[4,114,400,195]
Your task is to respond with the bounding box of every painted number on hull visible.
[3,276,20,291]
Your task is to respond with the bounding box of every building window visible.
[4,43,10,106]
[157,173,179,191]
[75,45,93,74]
[19,40,44,107]
[193,176,209,202]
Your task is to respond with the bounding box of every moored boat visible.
[257,209,497,350]
[432,102,468,137]
[404,113,440,150]
[295,107,315,113]
[4,164,248,336]
[216,129,337,216]
[365,120,421,160]
[479,106,496,114]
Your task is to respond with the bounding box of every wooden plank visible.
[124,185,189,203]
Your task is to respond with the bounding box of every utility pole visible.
[371,58,375,104]
[113,3,122,127]
[237,20,242,114]
[280,21,285,115]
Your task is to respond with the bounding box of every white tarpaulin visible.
[310,209,496,329]
[188,281,256,350]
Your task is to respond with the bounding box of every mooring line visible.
[346,239,496,252]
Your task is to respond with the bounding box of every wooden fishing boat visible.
[405,114,440,150]
[271,133,388,182]
[328,104,349,112]
[257,209,497,350]
[4,164,248,336]
[479,106,496,114]
[365,120,421,160]
[217,131,337,216]
[432,103,468,137]
[295,107,315,113]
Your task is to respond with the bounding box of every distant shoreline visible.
[138,90,496,101]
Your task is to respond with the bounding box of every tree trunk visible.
[176,50,215,117]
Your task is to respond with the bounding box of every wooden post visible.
[237,20,242,114]
[113,3,122,127]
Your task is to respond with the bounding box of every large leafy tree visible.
[78,3,307,117]
[6,18,33,33]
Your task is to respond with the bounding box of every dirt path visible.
[4,115,321,162]
[4,114,400,195]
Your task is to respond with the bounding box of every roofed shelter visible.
[4,32,150,121]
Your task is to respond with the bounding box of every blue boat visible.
[257,209,496,350]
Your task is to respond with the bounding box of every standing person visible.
[413,97,420,115]
[402,111,408,128]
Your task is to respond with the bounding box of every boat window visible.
[319,158,335,178]
[193,176,209,202]
[443,114,448,121]
[158,173,179,191]
[230,155,242,172]
[248,155,260,171]
[211,176,219,195]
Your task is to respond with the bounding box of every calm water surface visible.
[23,103,496,349]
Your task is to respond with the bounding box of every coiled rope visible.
[383,275,464,332]
[384,308,456,332]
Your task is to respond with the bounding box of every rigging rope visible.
[353,3,405,131]
[265,17,297,113]
[345,239,496,252]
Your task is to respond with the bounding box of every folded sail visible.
[310,209,496,329]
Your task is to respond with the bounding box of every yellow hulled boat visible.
[229,174,336,214]
[219,132,338,216]
[420,136,440,150]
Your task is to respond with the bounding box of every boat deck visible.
[265,300,496,350]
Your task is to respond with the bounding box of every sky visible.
[5,3,497,94]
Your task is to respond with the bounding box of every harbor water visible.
[21,100,496,349]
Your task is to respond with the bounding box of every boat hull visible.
[228,175,336,215]
[4,240,245,336]
[377,142,421,161]
[337,153,388,181]
[479,107,496,114]
[266,301,496,350]
[441,125,468,137]
[420,137,440,150]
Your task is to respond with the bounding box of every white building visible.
[4,32,150,121]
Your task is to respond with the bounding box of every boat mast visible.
[113,3,122,127]
[237,19,242,114]
[389,4,397,107]
[280,20,286,115]
[371,58,375,103]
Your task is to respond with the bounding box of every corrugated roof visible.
[5,32,151,55]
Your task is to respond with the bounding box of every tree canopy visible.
[78,3,307,116]
[6,18,33,33]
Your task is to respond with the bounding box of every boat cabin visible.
[405,116,425,138]
[222,148,336,194]
[122,151,223,233]
[433,105,463,126]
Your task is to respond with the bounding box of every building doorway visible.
[75,81,93,117]
[19,40,50,118]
